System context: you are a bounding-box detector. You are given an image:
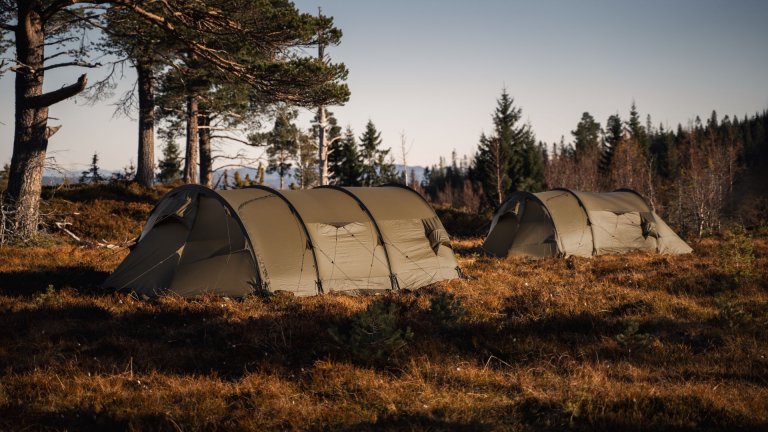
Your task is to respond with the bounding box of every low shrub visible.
[328,299,413,365]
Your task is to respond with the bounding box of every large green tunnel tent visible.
[104,185,460,297]
[483,189,692,258]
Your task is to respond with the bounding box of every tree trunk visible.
[4,5,86,239]
[183,95,199,184]
[135,61,155,188]
[198,113,212,188]
[318,106,329,185]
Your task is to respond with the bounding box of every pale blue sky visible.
[1,0,767,172]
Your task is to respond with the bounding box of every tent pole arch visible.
[245,185,324,294]
[553,188,598,256]
[613,188,653,211]
[380,183,465,276]
[380,183,442,211]
[317,185,399,290]
[139,184,266,290]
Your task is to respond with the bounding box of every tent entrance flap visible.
[484,212,519,257]
[103,187,259,297]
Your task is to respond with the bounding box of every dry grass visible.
[1,186,767,431]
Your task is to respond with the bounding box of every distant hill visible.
[213,165,426,189]
[42,165,426,189]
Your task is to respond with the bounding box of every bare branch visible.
[44,36,80,47]
[42,60,102,71]
[44,50,73,62]
[210,134,251,146]
[26,74,88,108]
[111,78,138,119]
[45,125,62,139]
[41,0,78,21]
[0,21,16,32]
[214,163,252,172]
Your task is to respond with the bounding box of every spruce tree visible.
[519,137,546,191]
[474,89,541,205]
[358,121,396,186]
[627,102,649,154]
[601,114,623,174]
[359,121,382,186]
[377,153,400,184]
[475,132,510,206]
[329,126,362,186]
[295,131,319,188]
[251,107,299,189]
[157,130,183,184]
[572,112,602,161]
[80,153,105,184]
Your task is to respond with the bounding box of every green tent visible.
[483,189,692,258]
[104,185,460,297]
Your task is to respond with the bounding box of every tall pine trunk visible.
[198,113,212,188]
[183,95,199,184]
[4,5,86,239]
[135,61,155,188]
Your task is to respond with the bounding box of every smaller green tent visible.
[483,189,692,258]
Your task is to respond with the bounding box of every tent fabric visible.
[104,184,460,297]
[483,189,692,258]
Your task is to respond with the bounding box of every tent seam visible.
[316,185,399,291]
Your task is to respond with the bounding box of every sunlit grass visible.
[0,187,766,430]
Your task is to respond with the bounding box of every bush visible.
[434,206,491,238]
[615,320,654,352]
[717,226,757,285]
[428,291,466,324]
[328,299,413,365]
[716,298,754,329]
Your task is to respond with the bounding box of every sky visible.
[1,0,768,172]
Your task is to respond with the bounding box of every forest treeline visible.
[420,91,768,237]
[1,2,766,242]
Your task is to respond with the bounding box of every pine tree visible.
[359,121,382,186]
[649,124,677,179]
[295,131,319,188]
[329,126,362,186]
[377,154,400,184]
[2,1,351,239]
[516,122,546,192]
[251,107,299,189]
[157,130,183,184]
[358,120,396,186]
[475,133,509,206]
[80,153,105,184]
[601,114,623,174]
[572,112,602,161]
[112,161,137,182]
[473,89,541,206]
[627,101,649,154]
[519,138,546,191]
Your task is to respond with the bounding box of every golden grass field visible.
[0,185,766,431]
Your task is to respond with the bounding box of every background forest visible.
[421,92,768,237]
